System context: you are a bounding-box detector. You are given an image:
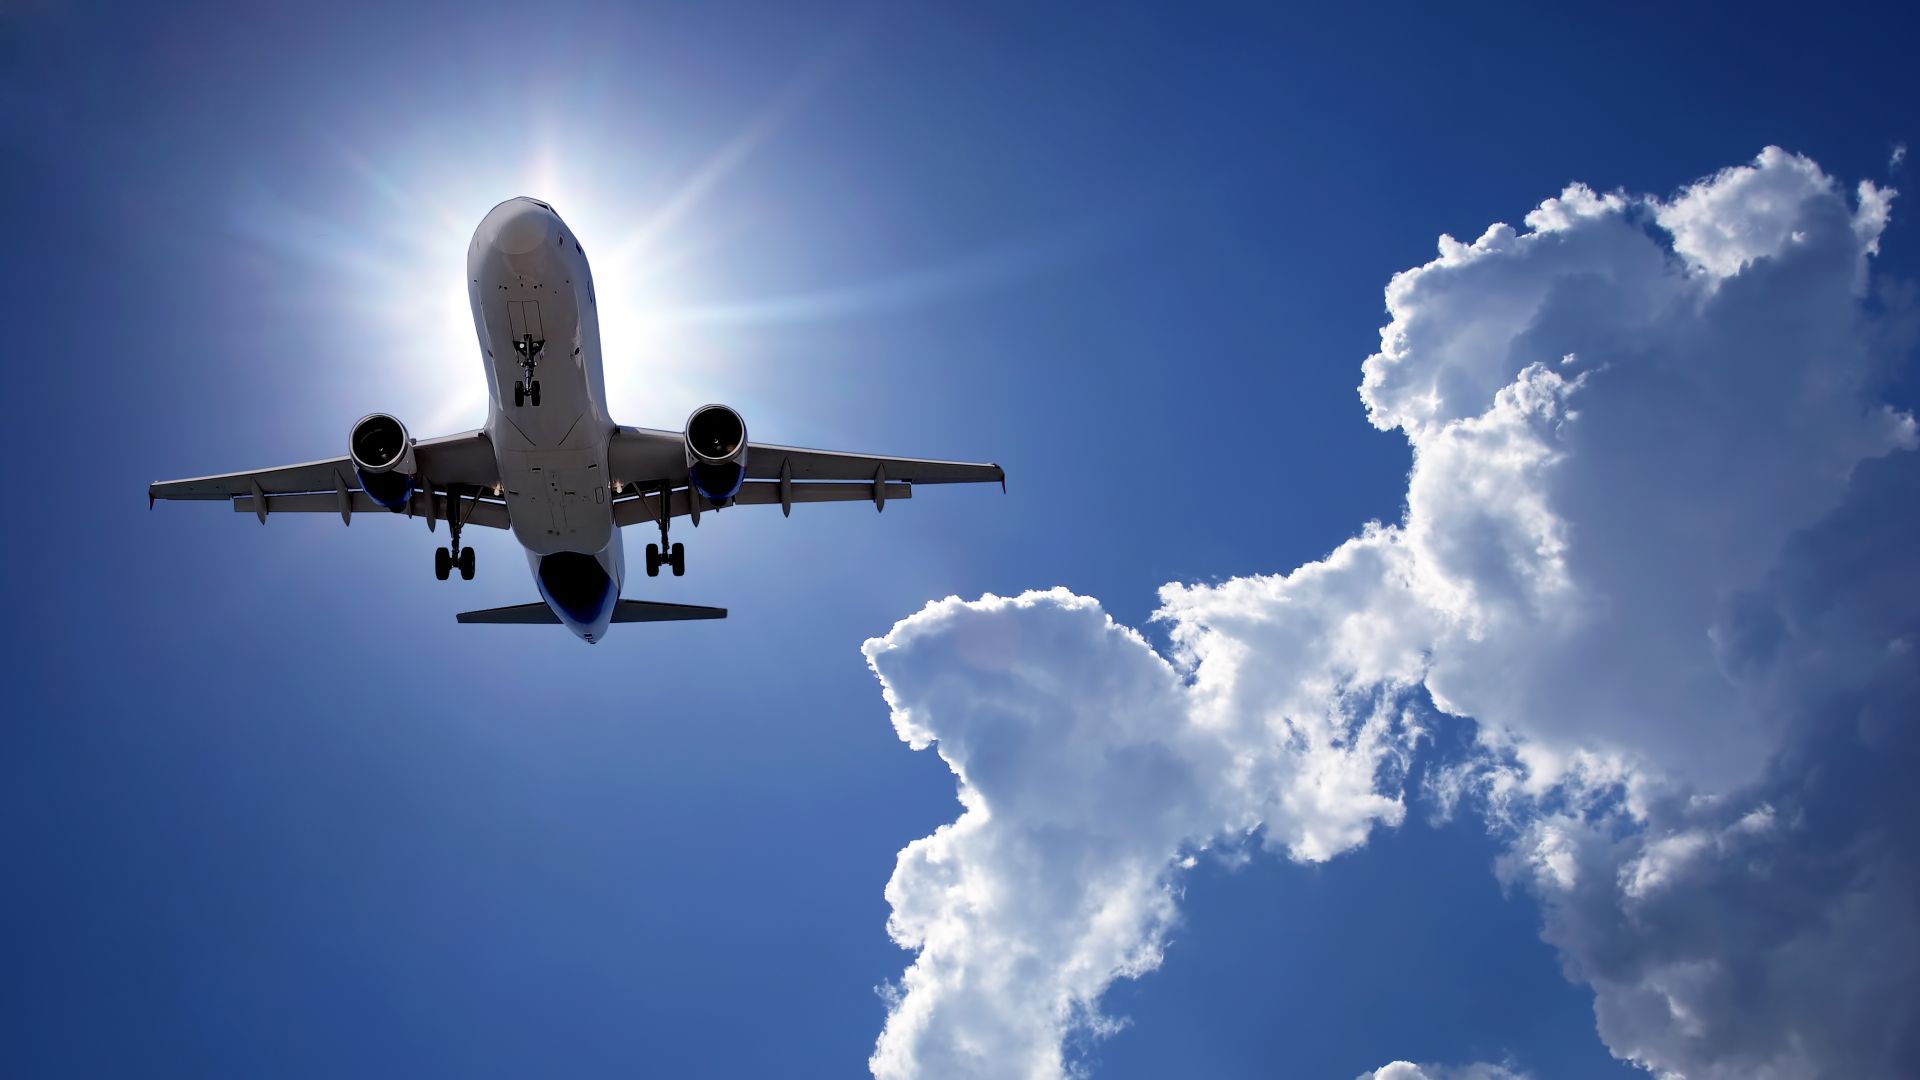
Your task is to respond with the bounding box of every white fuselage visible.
[467,198,624,642]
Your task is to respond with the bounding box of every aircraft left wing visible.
[607,426,1004,522]
[148,428,508,528]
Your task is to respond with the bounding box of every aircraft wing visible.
[148,429,509,528]
[606,426,1004,522]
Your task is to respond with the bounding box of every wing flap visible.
[232,490,512,529]
[609,481,911,528]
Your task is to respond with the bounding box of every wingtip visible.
[996,465,1006,493]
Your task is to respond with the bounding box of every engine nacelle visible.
[684,404,747,502]
[349,413,417,511]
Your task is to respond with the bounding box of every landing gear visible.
[645,484,686,577]
[435,485,478,581]
[645,542,685,578]
[513,332,543,406]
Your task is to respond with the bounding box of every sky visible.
[3,3,1916,1079]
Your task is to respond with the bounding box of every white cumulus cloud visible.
[1356,1063,1531,1080]
[864,149,1917,1079]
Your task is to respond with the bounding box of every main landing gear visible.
[645,483,686,577]
[434,546,475,581]
[645,541,685,578]
[434,485,478,581]
[512,332,543,407]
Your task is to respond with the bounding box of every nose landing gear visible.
[512,333,544,407]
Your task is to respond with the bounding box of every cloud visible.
[1356,1063,1531,1080]
[1493,449,1920,1079]
[864,590,1418,1078]
[865,149,1915,1078]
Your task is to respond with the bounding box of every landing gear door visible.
[508,300,545,360]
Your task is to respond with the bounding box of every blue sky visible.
[5,3,1916,1078]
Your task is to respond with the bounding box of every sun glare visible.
[229,58,1074,449]
[231,105,783,441]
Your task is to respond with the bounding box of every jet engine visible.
[684,404,747,502]
[349,412,418,511]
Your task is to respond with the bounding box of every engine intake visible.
[685,404,747,502]
[349,413,417,511]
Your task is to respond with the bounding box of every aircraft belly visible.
[499,448,614,555]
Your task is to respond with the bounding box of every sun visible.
[231,115,767,438]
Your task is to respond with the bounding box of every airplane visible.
[149,197,1005,643]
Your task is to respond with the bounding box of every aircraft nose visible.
[484,198,558,256]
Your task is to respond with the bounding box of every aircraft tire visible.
[458,548,475,580]
[434,548,451,580]
[513,382,525,407]
[529,381,541,407]
[645,542,661,577]
[670,542,685,577]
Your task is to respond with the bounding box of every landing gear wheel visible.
[645,542,662,577]
[513,381,526,407]
[458,547,475,581]
[434,547,451,581]
[528,380,541,407]
[670,542,685,577]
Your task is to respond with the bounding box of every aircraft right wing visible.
[606,426,1003,524]
[740,442,1006,487]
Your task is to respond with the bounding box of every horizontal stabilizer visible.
[612,600,728,622]
[455,600,728,625]
[456,602,560,624]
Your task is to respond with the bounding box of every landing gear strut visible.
[644,483,686,577]
[512,333,543,407]
[435,485,478,581]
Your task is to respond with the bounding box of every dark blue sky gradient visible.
[4,2,1913,1077]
